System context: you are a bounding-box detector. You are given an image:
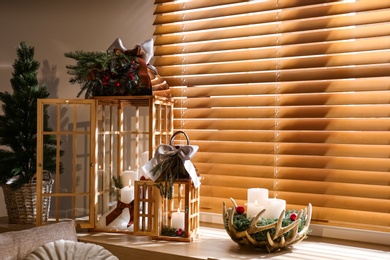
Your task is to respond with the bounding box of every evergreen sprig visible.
[112,175,123,190]
[161,225,185,237]
[109,175,123,199]
[151,153,189,199]
[65,50,144,98]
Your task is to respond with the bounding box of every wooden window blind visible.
[153,0,390,232]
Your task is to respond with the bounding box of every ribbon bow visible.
[106,38,153,92]
[142,144,200,188]
[105,200,134,227]
[107,38,154,64]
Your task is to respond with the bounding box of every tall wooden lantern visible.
[36,96,173,230]
[93,95,174,232]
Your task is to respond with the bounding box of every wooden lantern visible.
[36,96,174,230]
[93,95,173,232]
[133,179,200,242]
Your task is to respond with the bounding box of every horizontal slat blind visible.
[153,0,390,232]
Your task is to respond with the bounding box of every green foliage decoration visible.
[225,210,309,243]
[161,225,185,237]
[110,175,123,200]
[0,42,62,188]
[65,50,149,98]
[151,153,189,199]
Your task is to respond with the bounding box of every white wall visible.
[0,0,155,217]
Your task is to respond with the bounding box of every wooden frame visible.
[133,180,161,236]
[133,179,200,242]
[36,96,173,231]
[36,98,96,228]
[93,96,173,232]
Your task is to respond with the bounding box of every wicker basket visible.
[1,172,53,224]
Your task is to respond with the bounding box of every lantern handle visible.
[170,131,190,146]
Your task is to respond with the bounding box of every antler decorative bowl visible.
[223,198,312,252]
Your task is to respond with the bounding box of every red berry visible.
[290,212,297,221]
[236,206,245,214]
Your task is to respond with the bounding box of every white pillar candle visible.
[263,198,286,219]
[247,188,268,207]
[121,168,138,187]
[247,200,265,218]
[171,209,185,229]
[140,151,150,177]
[120,181,134,204]
[140,151,149,167]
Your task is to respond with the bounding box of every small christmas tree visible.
[0,41,60,188]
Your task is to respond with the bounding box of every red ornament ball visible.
[236,206,245,214]
[290,212,297,221]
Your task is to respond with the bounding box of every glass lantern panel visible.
[75,134,90,193]
[45,103,58,132]
[37,98,95,228]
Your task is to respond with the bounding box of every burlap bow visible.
[107,38,154,64]
[105,200,134,227]
[106,38,153,92]
[142,144,200,188]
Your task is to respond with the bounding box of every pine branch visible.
[151,154,189,199]
[65,50,142,98]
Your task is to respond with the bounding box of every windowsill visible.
[1,217,388,260]
[77,222,390,260]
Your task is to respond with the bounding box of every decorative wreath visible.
[223,198,312,252]
[65,48,152,98]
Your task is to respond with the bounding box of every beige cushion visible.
[24,240,118,260]
[0,221,78,259]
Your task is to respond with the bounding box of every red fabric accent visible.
[105,200,134,227]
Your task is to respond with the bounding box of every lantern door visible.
[36,98,96,228]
